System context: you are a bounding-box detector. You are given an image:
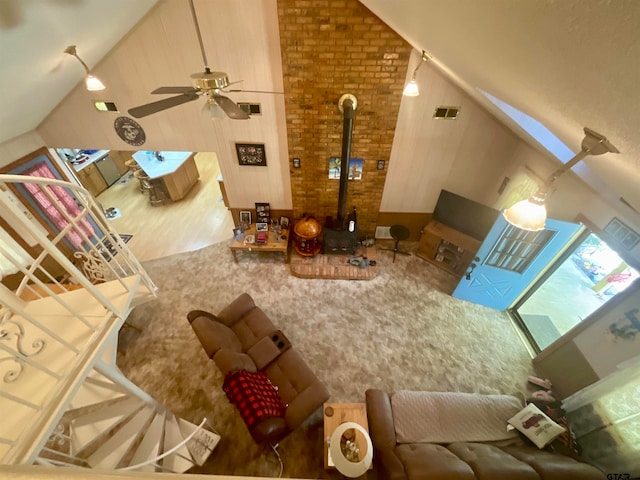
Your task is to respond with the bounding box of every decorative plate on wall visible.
[114,116,146,146]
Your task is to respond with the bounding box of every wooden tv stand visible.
[416,221,481,277]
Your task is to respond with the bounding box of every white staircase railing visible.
[0,173,218,471]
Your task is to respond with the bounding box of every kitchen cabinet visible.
[416,220,481,277]
[109,150,134,177]
[76,163,107,197]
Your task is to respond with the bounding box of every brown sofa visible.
[365,389,605,480]
[187,293,330,445]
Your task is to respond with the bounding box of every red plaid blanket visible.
[223,370,286,428]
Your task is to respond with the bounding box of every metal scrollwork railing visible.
[0,318,46,384]
[0,357,25,383]
[0,319,46,358]
[73,250,110,284]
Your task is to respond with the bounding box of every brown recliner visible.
[187,293,330,445]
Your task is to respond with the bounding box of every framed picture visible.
[236,143,267,166]
[256,222,269,232]
[328,157,363,180]
[292,158,301,168]
[239,210,252,225]
[604,217,640,251]
[255,202,270,223]
[280,216,290,229]
[232,227,245,240]
[377,159,385,170]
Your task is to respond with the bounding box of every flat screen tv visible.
[432,190,500,241]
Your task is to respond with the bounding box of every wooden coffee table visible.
[323,402,372,471]
[229,226,290,263]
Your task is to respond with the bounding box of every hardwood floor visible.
[96,152,234,262]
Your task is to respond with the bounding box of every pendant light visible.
[403,50,430,97]
[503,127,619,231]
[64,45,106,91]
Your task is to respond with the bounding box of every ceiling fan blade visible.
[128,93,199,118]
[226,89,284,94]
[213,95,250,120]
[152,86,198,95]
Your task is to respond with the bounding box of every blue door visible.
[452,215,583,310]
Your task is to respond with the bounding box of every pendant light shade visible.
[403,50,430,97]
[503,127,619,231]
[64,45,106,91]
[84,74,106,91]
[403,79,420,97]
[502,189,547,231]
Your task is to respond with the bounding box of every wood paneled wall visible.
[37,0,292,210]
[380,51,523,213]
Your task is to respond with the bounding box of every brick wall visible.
[277,0,412,237]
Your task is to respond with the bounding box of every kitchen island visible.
[132,151,199,201]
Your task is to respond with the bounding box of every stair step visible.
[71,396,143,454]
[70,370,130,410]
[178,418,220,466]
[86,406,155,469]
[116,410,159,469]
[65,395,130,421]
[126,411,166,472]
[160,413,194,473]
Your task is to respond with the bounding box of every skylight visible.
[480,90,575,162]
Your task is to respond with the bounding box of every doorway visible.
[95,151,234,262]
[510,231,639,351]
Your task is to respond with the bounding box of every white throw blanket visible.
[391,391,522,444]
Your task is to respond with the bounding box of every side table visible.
[229,226,290,263]
[324,402,373,476]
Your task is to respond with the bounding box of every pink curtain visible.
[23,163,95,249]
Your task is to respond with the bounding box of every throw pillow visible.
[223,369,286,429]
[527,398,581,457]
[508,403,566,449]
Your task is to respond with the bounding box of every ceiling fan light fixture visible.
[64,45,105,91]
[202,98,225,119]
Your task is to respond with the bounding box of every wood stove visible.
[324,94,359,255]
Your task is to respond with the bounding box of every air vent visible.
[433,106,460,119]
[93,101,118,112]
[238,103,262,116]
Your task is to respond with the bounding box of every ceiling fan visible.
[128,0,278,120]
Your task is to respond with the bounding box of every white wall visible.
[574,280,640,379]
[0,131,47,167]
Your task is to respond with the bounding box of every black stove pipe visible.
[337,97,355,225]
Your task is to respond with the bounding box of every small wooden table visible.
[229,226,290,263]
[323,402,372,472]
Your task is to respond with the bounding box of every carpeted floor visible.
[117,241,534,478]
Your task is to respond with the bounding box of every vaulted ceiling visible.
[1,0,639,220]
